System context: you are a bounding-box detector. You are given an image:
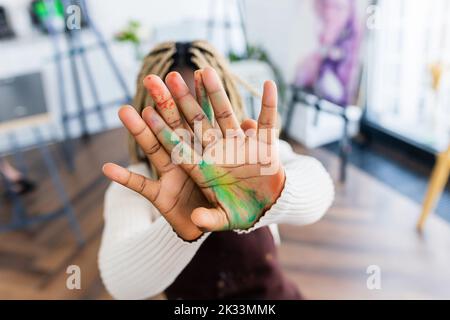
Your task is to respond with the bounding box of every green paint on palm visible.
[162,128,179,146]
[198,160,268,229]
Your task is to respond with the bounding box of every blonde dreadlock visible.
[130,40,260,163]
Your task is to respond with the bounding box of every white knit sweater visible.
[98,140,334,300]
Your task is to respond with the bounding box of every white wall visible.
[245,0,317,82]
[245,0,369,82]
[0,0,369,152]
[88,0,209,37]
[0,0,370,80]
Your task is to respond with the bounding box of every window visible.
[366,0,450,152]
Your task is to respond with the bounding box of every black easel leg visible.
[45,2,76,172]
[34,128,84,246]
[67,36,90,141]
[74,29,107,131]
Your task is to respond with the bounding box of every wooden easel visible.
[417,59,450,231]
[417,145,450,231]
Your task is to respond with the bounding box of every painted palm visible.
[103,67,284,240]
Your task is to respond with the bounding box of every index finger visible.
[118,105,174,174]
[143,75,185,131]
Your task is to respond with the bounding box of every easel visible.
[44,0,131,170]
[283,88,355,183]
[0,116,84,245]
[0,0,132,246]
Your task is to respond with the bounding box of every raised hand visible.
[141,67,285,232]
[103,67,285,238]
[102,75,211,241]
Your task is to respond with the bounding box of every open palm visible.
[195,130,284,231]
[103,67,284,240]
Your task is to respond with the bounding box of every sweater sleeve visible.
[98,164,209,300]
[236,140,335,234]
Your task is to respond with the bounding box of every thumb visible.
[191,207,229,232]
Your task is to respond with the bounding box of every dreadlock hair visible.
[130,40,261,163]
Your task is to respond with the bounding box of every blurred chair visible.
[283,87,362,183]
[417,145,450,231]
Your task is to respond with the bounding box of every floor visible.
[0,128,449,299]
[325,140,450,222]
[283,140,450,299]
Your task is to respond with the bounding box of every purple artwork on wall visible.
[294,0,363,106]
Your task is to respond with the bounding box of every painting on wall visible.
[293,0,365,107]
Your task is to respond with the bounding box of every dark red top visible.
[165,226,302,300]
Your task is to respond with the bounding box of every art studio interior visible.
[0,0,449,300]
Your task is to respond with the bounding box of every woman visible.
[99,41,334,299]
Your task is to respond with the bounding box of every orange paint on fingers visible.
[143,75,176,110]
